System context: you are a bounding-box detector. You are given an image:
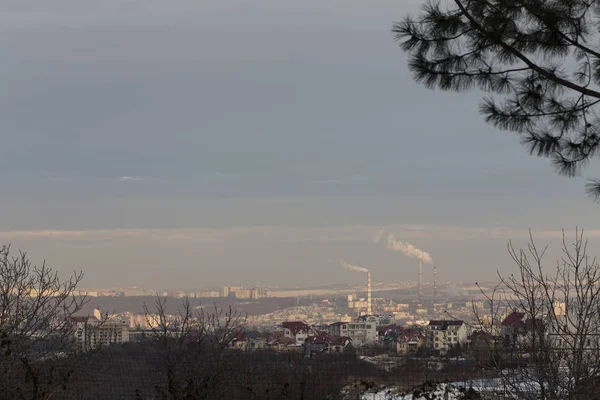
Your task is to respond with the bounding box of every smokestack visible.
[418,259,423,301]
[367,271,372,315]
[433,266,437,298]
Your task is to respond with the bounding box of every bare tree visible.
[471,229,600,399]
[0,245,87,399]
[140,296,246,400]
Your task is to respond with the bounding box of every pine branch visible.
[453,0,600,99]
[396,0,600,198]
[585,180,600,202]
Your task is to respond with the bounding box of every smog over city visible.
[2,0,600,398]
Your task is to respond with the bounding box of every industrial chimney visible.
[418,259,423,301]
[433,266,437,298]
[367,271,372,315]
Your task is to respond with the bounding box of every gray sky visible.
[0,0,599,290]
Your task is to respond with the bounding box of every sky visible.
[0,0,599,290]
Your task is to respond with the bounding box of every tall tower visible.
[367,271,372,315]
[418,259,423,301]
[433,266,437,298]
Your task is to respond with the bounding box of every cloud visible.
[119,176,152,182]
[489,228,600,240]
[317,175,373,185]
[0,225,598,249]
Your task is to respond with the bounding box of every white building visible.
[71,315,130,351]
[329,321,377,344]
[426,320,468,353]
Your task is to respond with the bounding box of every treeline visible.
[0,343,406,400]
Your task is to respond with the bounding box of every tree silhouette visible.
[394,0,600,199]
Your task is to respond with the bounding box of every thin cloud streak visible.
[0,225,597,243]
[119,176,153,182]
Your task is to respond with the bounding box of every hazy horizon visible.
[2,0,599,289]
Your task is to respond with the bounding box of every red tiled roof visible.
[501,311,526,326]
[429,320,464,326]
[282,321,311,335]
[378,324,401,336]
[268,336,295,346]
[233,332,245,342]
[305,334,329,345]
[329,336,352,346]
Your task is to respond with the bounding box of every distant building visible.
[70,315,130,352]
[221,286,229,297]
[426,320,468,354]
[195,291,220,298]
[357,314,395,327]
[129,314,161,329]
[468,300,485,312]
[250,287,269,299]
[234,288,251,299]
[347,294,354,308]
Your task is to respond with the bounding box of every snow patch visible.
[358,383,477,400]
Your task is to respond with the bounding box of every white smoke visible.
[340,260,369,273]
[386,233,433,264]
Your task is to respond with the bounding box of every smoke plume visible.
[386,234,433,264]
[340,260,369,273]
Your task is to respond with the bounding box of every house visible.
[328,336,352,352]
[304,334,329,356]
[243,330,268,351]
[378,324,402,349]
[328,321,377,344]
[329,322,346,337]
[396,330,426,355]
[267,332,304,352]
[500,311,542,349]
[267,336,303,351]
[282,321,314,345]
[229,332,247,351]
[304,334,352,357]
[245,338,268,351]
[426,320,468,354]
[467,330,496,363]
